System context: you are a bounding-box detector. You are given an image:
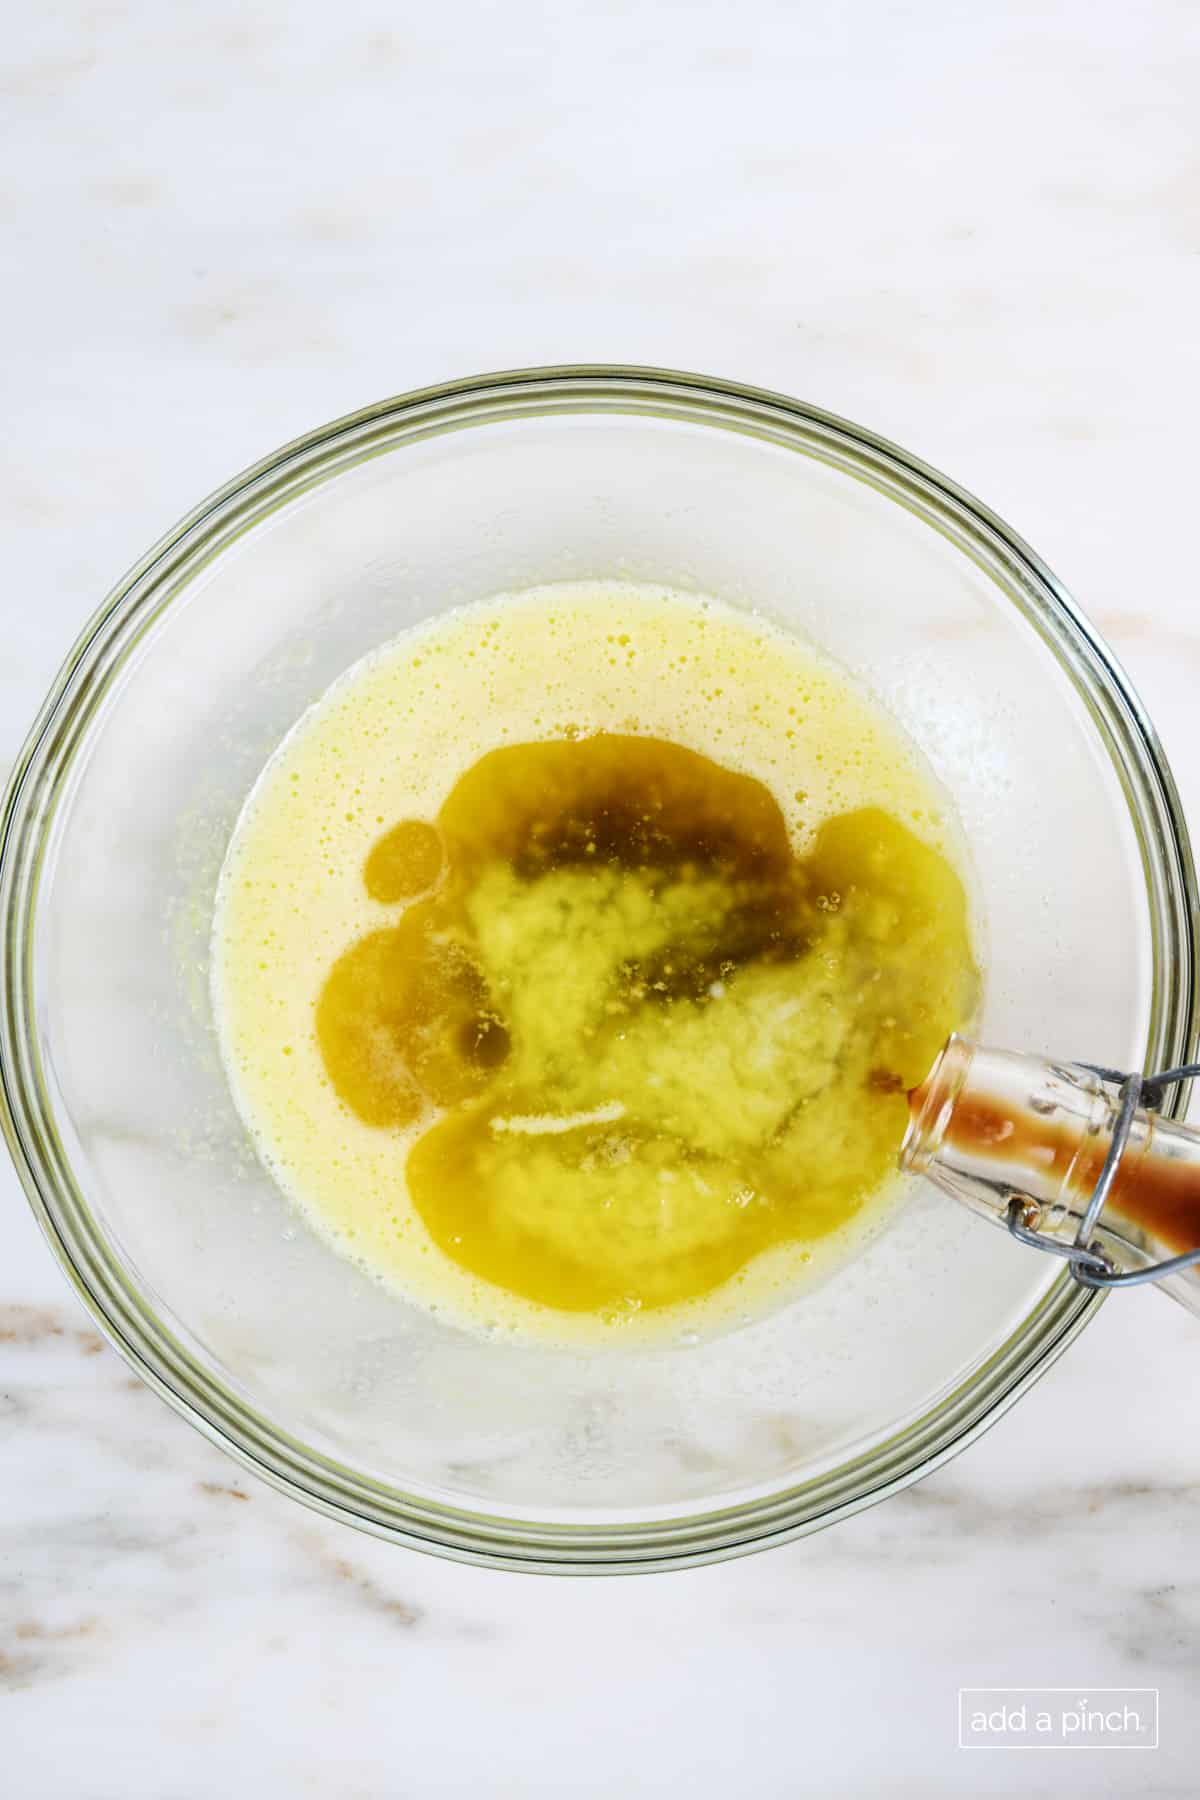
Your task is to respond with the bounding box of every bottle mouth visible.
[900,1032,974,1175]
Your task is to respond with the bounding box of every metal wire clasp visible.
[1004,1060,1200,1292]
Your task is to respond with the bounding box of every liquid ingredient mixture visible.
[214,582,979,1344]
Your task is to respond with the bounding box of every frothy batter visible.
[212,582,978,1345]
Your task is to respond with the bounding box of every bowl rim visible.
[2,363,1196,1572]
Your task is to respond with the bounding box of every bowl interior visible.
[20,379,1180,1537]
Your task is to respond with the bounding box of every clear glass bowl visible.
[1,367,1195,1571]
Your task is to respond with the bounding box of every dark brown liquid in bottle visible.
[920,1087,1200,1257]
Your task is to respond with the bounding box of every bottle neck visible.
[903,1036,1200,1315]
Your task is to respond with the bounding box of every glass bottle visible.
[902,1035,1200,1316]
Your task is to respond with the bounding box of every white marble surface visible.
[5,1,1200,1792]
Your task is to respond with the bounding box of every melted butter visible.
[318,737,975,1314]
[212,581,979,1345]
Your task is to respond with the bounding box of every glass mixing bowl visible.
[1,368,1195,1571]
